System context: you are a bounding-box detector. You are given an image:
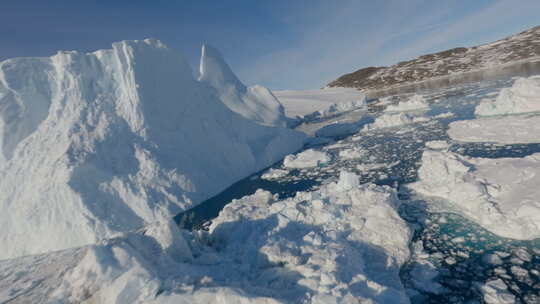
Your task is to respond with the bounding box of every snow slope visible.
[475,76,540,116]
[0,172,411,303]
[274,88,367,118]
[409,150,540,240]
[0,39,305,260]
[199,45,290,127]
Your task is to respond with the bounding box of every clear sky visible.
[1,0,539,90]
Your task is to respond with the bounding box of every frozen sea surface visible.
[179,76,540,303]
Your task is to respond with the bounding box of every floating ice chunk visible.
[480,279,516,304]
[199,45,290,127]
[261,168,289,180]
[384,94,429,112]
[336,170,360,191]
[339,147,366,160]
[425,140,449,150]
[363,113,428,131]
[448,115,540,144]
[433,112,455,119]
[409,150,540,240]
[283,149,330,168]
[475,76,540,116]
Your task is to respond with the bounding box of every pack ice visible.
[0,39,305,260]
[410,149,540,240]
[0,172,412,303]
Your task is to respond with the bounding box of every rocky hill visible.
[328,26,540,96]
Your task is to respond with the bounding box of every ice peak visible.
[199,44,245,91]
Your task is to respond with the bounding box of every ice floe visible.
[409,150,540,240]
[384,94,429,112]
[448,115,540,144]
[283,149,330,168]
[363,113,429,131]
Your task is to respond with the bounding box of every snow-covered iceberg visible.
[448,115,540,144]
[0,173,412,303]
[199,44,290,127]
[384,94,429,112]
[0,39,305,260]
[409,150,540,240]
[475,76,540,116]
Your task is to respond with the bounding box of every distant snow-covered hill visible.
[328,25,540,96]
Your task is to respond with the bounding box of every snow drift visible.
[199,44,290,127]
[0,172,411,303]
[475,76,540,116]
[0,39,305,260]
[409,149,540,240]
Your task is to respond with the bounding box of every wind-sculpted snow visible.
[409,150,540,240]
[475,76,540,116]
[0,39,305,260]
[0,172,412,304]
[199,44,290,127]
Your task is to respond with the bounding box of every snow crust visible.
[273,88,367,118]
[0,173,412,303]
[199,45,290,127]
[283,149,330,169]
[384,94,429,112]
[475,76,540,116]
[448,115,540,144]
[363,113,428,131]
[0,39,305,260]
[409,150,540,240]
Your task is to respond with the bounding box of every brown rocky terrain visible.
[328,26,540,96]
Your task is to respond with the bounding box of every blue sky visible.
[1,0,539,90]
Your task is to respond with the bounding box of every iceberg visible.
[475,76,540,116]
[0,39,305,259]
[0,173,412,303]
[409,150,540,240]
[199,44,290,127]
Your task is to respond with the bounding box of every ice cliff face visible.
[0,39,305,260]
[199,44,290,127]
